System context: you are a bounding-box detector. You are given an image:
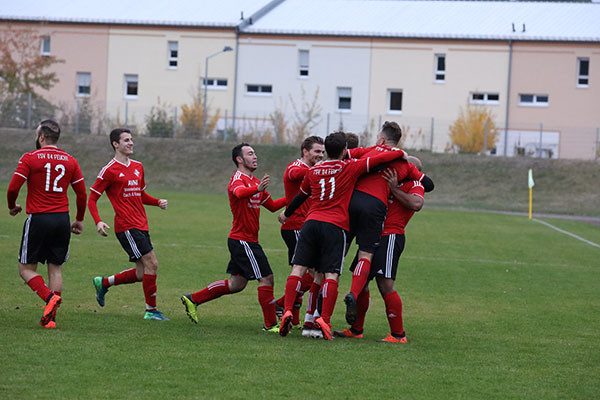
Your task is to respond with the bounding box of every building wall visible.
[369,39,509,152]
[509,42,600,159]
[3,22,110,110]
[105,26,236,130]
[236,35,372,141]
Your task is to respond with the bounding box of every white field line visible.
[533,218,600,249]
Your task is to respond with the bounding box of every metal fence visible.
[2,93,599,160]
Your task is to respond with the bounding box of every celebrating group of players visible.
[8,119,432,342]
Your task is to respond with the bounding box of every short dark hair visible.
[109,128,131,151]
[300,136,324,157]
[345,132,359,149]
[381,121,402,145]
[38,120,60,144]
[232,143,250,166]
[324,131,347,159]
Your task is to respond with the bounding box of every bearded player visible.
[181,143,286,332]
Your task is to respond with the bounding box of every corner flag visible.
[528,169,534,219]
[528,169,535,189]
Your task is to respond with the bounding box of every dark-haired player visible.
[335,156,427,343]
[181,143,286,332]
[275,136,325,334]
[278,131,408,340]
[7,120,87,328]
[343,121,432,326]
[89,128,169,321]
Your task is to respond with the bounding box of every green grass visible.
[1,190,599,399]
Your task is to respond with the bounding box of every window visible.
[76,72,91,97]
[337,87,352,111]
[246,84,272,95]
[388,90,403,113]
[40,36,51,56]
[434,54,445,82]
[202,78,228,89]
[168,41,178,69]
[519,93,549,107]
[470,92,499,105]
[298,49,309,77]
[124,74,138,98]
[577,58,589,87]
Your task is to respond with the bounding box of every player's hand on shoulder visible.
[9,204,22,216]
[382,168,398,189]
[96,221,110,237]
[258,174,270,192]
[158,199,168,210]
[71,220,84,234]
[278,211,288,224]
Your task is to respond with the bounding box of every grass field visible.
[1,188,598,399]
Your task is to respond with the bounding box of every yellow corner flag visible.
[528,169,534,219]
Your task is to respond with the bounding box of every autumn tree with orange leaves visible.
[449,104,498,153]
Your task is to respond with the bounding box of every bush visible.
[179,97,219,138]
[145,102,173,137]
[449,104,498,153]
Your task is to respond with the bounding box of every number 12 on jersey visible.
[44,162,65,192]
[318,177,336,200]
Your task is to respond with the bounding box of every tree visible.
[179,96,220,138]
[449,104,498,153]
[288,86,322,142]
[0,27,63,96]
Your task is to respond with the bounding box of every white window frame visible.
[246,84,272,96]
[470,92,499,105]
[337,87,352,112]
[518,93,549,107]
[577,57,589,88]
[387,89,403,114]
[168,41,178,69]
[434,53,445,83]
[298,49,309,77]
[76,72,91,98]
[40,36,51,56]
[124,74,139,99]
[203,78,228,90]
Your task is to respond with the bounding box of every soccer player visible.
[275,136,325,334]
[334,157,427,343]
[7,120,87,328]
[343,121,432,327]
[277,131,409,340]
[181,143,286,331]
[88,128,169,321]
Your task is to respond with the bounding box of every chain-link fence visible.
[2,93,599,160]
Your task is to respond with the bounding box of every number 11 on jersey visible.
[318,177,336,200]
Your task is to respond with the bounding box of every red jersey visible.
[89,158,153,233]
[228,171,273,242]
[382,180,425,235]
[299,149,405,231]
[347,144,424,205]
[7,146,86,218]
[281,159,311,230]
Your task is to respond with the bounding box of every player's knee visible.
[259,275,274,286]
[376,278,395,295]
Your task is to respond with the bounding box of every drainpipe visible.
[232,32,240,131]
[503,39,513,157]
